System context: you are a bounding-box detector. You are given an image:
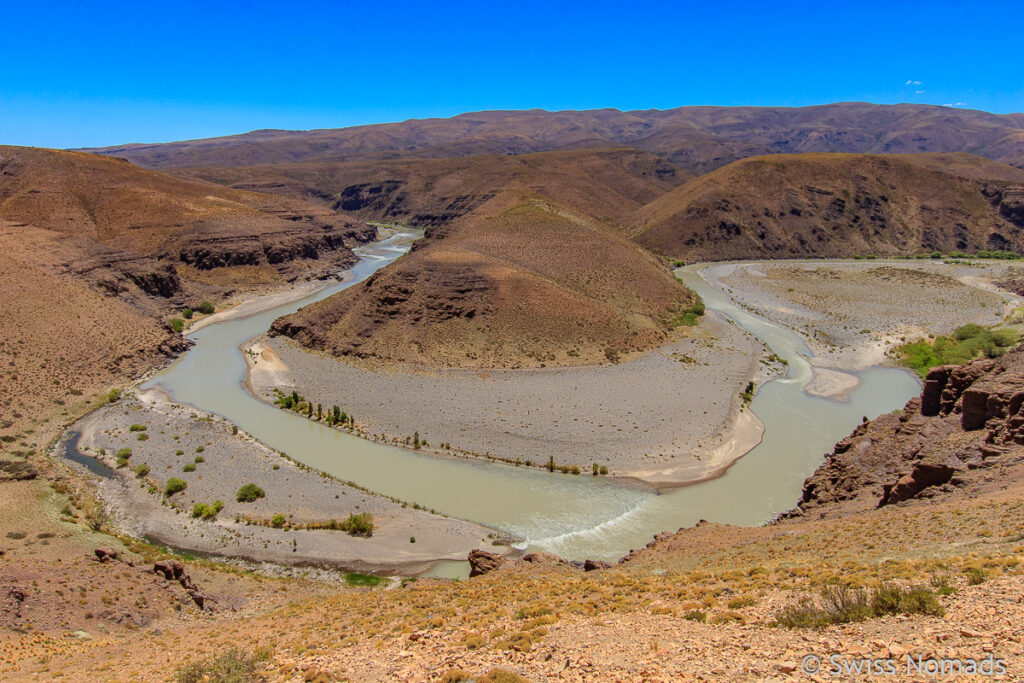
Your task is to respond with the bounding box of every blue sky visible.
[3,0,1023,148]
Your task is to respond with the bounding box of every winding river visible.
[139,232,920,565]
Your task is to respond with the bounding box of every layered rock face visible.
[789,347,1024,519]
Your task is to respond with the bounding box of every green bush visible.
[337,512,374,537]
[194,455,205,463]
[164,478,187,496]
[775,582,944,628]
[167,317,184,333]
[344,572,383,587]
[135,463,150,477]
[270,513,286,528]
[191,501,223,520]
[129,424,147,432]
[898,324,1020,377]
[683,610,707,623]
[183,463,196,472]
[236,483,265,503]
[182,307,193,319]
[197,300,215,315]
[116,447,132,459]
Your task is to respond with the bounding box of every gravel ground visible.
[65,394,500,574]
[250,311,778,483]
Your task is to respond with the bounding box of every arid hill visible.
[632,153,1024,260]
[172,147,690,229]
[270,150,696,368]
[0,146,373,440]
[0,146,375,294]
[82,103,1024,175]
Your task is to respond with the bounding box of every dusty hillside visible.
[83,102,1024,174]
[171,147,690,230]
[633,153,1024,260]
[0,146,375,289]
[0,146,372,445]
[0,221,181,445]
[270,165,696,368]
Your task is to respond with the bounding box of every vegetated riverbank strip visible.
[245,305,776,489]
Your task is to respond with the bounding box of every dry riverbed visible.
[62,393,502,574]
[707,260,1024,399]
[248,312,780,485]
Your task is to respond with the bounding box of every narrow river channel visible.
[140,232,921,564]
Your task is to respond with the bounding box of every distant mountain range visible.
[81,103,1024,175]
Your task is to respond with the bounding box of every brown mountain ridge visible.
[82,103,1024,175]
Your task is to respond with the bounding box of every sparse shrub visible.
[116,447,132,459]
[775,582,944,628]
[175,647,258,683]
[964,567,988,585]
[167,317,184,333]
[137,433,149,441]
[129,424,147,432]
[194,455,204,463]
[183,463,196,472]
[711,611,744,624]
[337,512,374,537]
[164,478,187,496]
[134,463,150,478]
[191,501,223,520]
[270,513,286,528]
[236,483,265,502]
[175,449,184,456]
[195,446,205,453]
[683,610,707,622]
[197,300,215,315]
[604,348,620,363]
[182,307,193,319]
[727,596,757,609]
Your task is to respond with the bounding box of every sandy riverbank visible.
[704,260,1024,399]
[63,393,504,574]
[247,310,778,485]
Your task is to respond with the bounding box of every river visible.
[139,232,920,565]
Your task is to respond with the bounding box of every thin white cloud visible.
[915,89,926,94]
[905,79,922,86]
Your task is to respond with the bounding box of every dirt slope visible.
[0,146,372,442]
[633,153,1024,260]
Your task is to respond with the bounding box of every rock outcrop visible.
[468,550,506,577]
[789,347,1024,518]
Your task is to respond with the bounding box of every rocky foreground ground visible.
[3,342,1024,680]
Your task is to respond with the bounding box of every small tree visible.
[333,405,341,424]
[236,483,265,503]
[413,431,420,449]
[547,456,555,472]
